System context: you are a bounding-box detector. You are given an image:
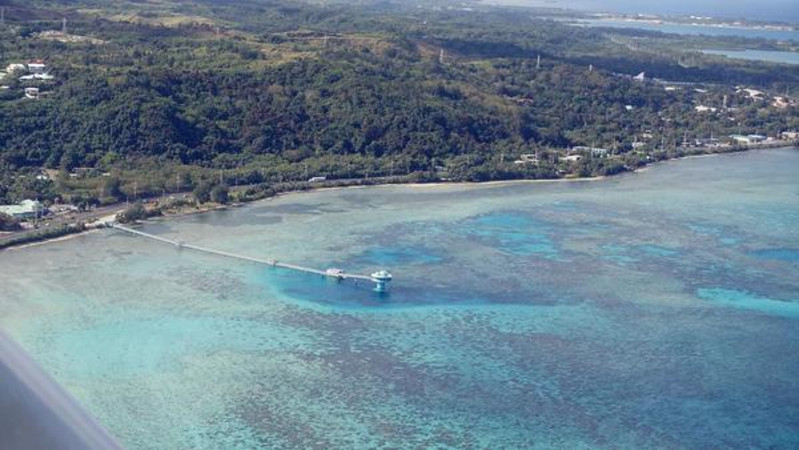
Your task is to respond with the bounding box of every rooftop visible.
[0,200,44,217]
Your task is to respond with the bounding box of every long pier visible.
[110,224,378,284]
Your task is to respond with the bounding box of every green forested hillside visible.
[0,0,796,204]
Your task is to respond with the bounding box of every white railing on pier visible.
[110,224,372,282]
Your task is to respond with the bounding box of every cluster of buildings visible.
[0,198,81,222]
[0,60,54,99]
[731,87,795,109]
[687,132,795,147]
[513,146,611,166]
[510,128,796,168]
[692,85,797,114]
[3,60,50,77]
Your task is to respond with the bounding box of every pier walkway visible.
[110,224,374,282]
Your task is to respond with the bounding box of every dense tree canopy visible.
[0,0,796,204]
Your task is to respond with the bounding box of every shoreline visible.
[1,145,795,252]
[632,151,727,174]
[6,228,100,251]
[273,175,607,197]
[583,13,799,33]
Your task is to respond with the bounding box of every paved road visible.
[0,203,125,246]
[0,176,403,247]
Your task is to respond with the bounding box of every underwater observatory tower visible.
[371,270,393,293]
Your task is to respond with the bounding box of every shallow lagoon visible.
[574,19,799,42]
[701,49,799,65]
[1,149,798,448]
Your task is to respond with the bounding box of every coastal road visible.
[0,203,126,247]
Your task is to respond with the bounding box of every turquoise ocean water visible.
[1,149,798,448]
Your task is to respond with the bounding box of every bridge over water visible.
[110,224,392,291]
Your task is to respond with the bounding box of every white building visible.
[730,134,766,144]
[694,105,717,113]
[514,154,540,165]
[772,96,789,108]
[24,87,40,99]
[695,138,721,147]
[5,63,26,74]
[572,146,609,157]
[27,61,47,74]
[0,200,45,219]
[19,73,54,81]
[737,87,764,100]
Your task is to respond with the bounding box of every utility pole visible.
[62,17,67,34]
[536,54,541,70]
[439,48,445,64]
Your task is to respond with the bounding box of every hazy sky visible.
[487,0,799,22]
